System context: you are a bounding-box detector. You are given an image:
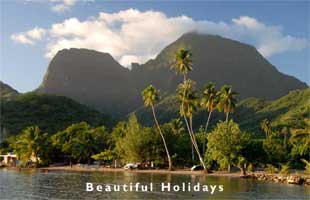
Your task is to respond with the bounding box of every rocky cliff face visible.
[37,48,138,116]
[37,33,307,116]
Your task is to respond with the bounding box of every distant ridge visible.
[0,81,19,99]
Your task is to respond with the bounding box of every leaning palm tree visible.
[177,80,206,170]
[200,82,219,154]
[171,49,206,170]
[217,85,238,123]
[260,118,272,138]
[171,48,193,114]
[142,85,172,170]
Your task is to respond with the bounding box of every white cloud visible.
[50,0,76,13]
[49,0,93,13]
[11,34,34,45]
[10,9,309,67]
[51,4,70,13]
[11,27,46,45]
[26,27,46,40]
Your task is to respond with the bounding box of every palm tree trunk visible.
[183,115,199,164]
[151,106,172,171]
[189,116,195,162]
[203,111,212,155]
[189,116,206,170]
[226,112,229,123]
[34,152,39,168]
[192,144,195,162]
[181,74,187,114]
[181,73,206,170]
[226,112,230,173]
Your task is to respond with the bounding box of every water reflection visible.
[0,169,309,199]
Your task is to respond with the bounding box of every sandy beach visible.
[38,165,243,177]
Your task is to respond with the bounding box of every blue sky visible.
[1,0,309,92]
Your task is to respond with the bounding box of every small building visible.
[0,152,17,167]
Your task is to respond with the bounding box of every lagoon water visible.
[0,169,309,199]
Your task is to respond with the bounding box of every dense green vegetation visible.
[206,121,250,174]
[0,81,19,99]
[135,88,310,135]
[0,92,114,135]
[52,122,110,166]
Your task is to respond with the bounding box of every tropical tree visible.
[75,126,110,164]
[92,149,116,166]
[142,85,172,170]
[13,126,49,166]
[114,114,164,166]
[171,48,206,170]
[177,80,206,169]
[52,122,109,166]
[206,120,250,174]
[200,82,219,154]
[170,118,185,135]
[217,85,238,122]
[260,118,272,138]
[263,132,290,165]
[290,118,310,157]
[216,85,238,171]
[170,48,193,81]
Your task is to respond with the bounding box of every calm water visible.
[0,169,309,200]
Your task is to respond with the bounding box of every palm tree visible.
[171,48,193,114]
[290,118,310,156]
[170,48,193,81]
[170,118,185,135]
[177,80,206,169]
[217,85,237,173]
[217,85,238,123]
[142,85,172,170]
[260,118,272,138]
[171,49,206,170]
[14,126,48,166]
[200,82,219,154]
[291,118,310,139]
[77,129,101,165]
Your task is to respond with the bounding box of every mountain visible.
[131,33,307,99]
[37,48,139,116]
[0,81,19,99]
[37,33,307,116]
[0,92,114,135]
[135,88,310,134]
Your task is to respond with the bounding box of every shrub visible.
[247,163,254,172]
[265,164,278,174]
[301,159,310,175]
[279,163,290,175]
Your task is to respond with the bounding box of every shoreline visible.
[3,166,309,186]
[39,165,242,177]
